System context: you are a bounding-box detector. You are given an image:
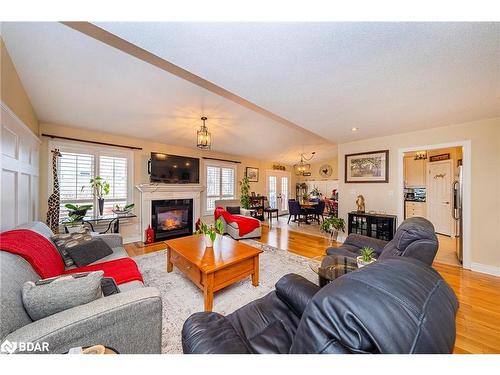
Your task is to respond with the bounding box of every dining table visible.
[298,201,318,224]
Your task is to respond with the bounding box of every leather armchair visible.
[327,217,439,265]
[182,257,458,354]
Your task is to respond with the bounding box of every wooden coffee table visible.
[165,234,263,312]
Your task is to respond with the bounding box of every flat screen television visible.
[150,153,200,184]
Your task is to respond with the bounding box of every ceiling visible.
[0,22,333,164]
[2,22,499,164]
[96,22,500,143]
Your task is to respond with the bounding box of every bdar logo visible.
[1,340,17,354]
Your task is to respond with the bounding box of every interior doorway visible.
[399,142,470,268]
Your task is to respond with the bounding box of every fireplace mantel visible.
[136,183,205,242]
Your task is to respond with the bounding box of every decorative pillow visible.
[226,206,241,215]
[22,271,104,321]
[51,231,93,267]
[65,238,113,267]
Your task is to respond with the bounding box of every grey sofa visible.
[0,222,162,354]
[214,199,262,240]
[327,217,439,266]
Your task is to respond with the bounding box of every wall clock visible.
[319,164,333,178]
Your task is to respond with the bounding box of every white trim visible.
[0,100,41,143]
[397,140,472,270]
[470,263,500,277]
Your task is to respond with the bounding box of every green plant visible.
[320,216,346,234]
[66,213,84,226]
[302,192,310,200]
[64,203,93,212]
[196,218,224,242]
[310,187,322,197]
[360,246,376,262]
[83,176,110,199]
[240,176,251,209]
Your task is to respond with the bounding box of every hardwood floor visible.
[124,223,500,354]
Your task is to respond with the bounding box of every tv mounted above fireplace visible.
[149,153,200,184]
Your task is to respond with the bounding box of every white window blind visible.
[99,155,128,214]
[58,151,95,218]
[54,144,131,221]
[205,164,236,213]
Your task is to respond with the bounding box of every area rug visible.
[133,239,317,354]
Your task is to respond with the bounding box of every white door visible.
[427,160,453,236]
[266,171,291,215]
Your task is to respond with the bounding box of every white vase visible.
[204,234,214,248]
[356,256,376,268]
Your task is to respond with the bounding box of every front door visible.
[427,160,453,236]
[266,171,291,215]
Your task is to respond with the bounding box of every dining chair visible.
[288,200,306,225]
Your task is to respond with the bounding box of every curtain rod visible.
[202,156,241,164]
[41,133,143,150]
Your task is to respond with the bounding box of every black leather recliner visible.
[182,257,458,354]
[327,217,439,265]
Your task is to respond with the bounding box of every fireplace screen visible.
[151,199,193,241]
[158,209,187,231]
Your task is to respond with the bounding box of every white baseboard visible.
[123,235,141,244]
[470,262,500,277]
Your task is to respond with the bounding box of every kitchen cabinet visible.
[405,201,427,219]
[404,157,426,187]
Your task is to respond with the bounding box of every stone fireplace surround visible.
[136,183,204,242]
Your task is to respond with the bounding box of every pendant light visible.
[197,116,212,150]
[294,152,316,176]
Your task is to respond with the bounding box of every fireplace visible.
[151,199,193,241]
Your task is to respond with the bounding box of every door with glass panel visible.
[266,171,291,215]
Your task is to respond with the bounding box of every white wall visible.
[1,102,40,230]
[337,117,500,274]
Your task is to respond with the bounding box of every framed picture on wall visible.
[345,150,389,183]
[246,167,259,182]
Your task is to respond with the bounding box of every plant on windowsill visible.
[357,246,377,268]
[82,176,110,216]
[196,218,224,248]
[320,216,345,243]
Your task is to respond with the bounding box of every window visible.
[51,141,132,220]
[205,164,236,214]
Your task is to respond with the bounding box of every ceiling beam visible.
[61,21,333,144]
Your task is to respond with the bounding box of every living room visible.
[1,1,499,372]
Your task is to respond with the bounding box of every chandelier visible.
[197,116,212,150]
[414,151,427,160]
[293,152,316,176]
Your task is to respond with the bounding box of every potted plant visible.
[64,203,92,217]
[357,246,377,268]
[66,213,86,233]
[84,176,110,216]
[310,187,322,198]
[320,216,346,243]
[196,218,224,248]
[240,176,251,210]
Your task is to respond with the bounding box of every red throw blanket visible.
[65,258,143,285]
[0,229,65,278]
[214,207,260,236]
[0,229,143,285]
